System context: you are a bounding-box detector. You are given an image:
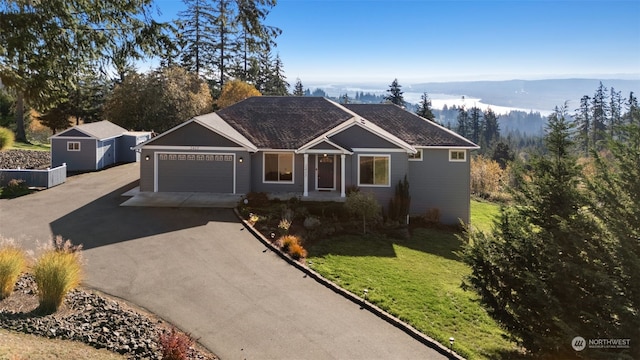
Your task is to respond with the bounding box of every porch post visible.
[340,154,346,197]
[303,153,309,197]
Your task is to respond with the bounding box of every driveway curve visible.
[0,163,446,359]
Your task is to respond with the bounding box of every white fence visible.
[0,163,67,188]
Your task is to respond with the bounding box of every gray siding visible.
[118,134,150,162]
[347,151,408,213]
[251,152,304,194]
[57,128,90,138]
[151,122,240,147]
[97,138,116,169]
[329,126,397,149]
[51,138,97,171]
[310,141,341,151]
[408,149,470,224]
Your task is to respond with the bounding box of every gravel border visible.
[0,274,216,360]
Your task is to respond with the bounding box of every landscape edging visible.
[234,208,465,360]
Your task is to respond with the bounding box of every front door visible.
[317,155,335,190]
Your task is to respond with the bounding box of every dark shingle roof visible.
[217,97,353,149]
[216,97,478,149]
[344,104,478,147]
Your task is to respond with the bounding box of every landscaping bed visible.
[240,196,522,360]
[0,274,216,360]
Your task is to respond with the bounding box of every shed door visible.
[157,153,234,193]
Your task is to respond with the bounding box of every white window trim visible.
[263,152,295,184]
[408,149,423,161]
[449,149,466,162]
[67,141,81,151]
[357,154,391,187]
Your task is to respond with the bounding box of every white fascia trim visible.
[50,126,95,140]
[325,118,417,154]
[420,146,480,150]
[133,118,197,150]
[351,148,407,153]
[296,137,353,155]
[142,145,246,151]
[193,114,258,152]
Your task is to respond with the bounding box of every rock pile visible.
[0,149,51,170]
[0,275,214,360]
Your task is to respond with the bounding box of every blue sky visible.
[153,0,640,83]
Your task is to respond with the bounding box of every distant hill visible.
[408,79,640,112]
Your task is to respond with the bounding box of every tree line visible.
[0,0,288,141]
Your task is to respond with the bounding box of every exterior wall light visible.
[239,157,244,163]
[145,155,150,161]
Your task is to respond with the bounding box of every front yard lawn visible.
[305,199,519,360]
[307,228,520,359]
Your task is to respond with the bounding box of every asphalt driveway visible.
[0,163,447,359]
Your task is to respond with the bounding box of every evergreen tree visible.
[469,106,482,145]
[415,92,435,121]
[340,93,350,104]
[0,0,159,142]
[588,121,640,349]
[591,82,609,149]
[177,0,218,78]
[482,108,500,149]
[37,104,71,134]
[626,91,640,126]
[259,53,288,95]
[293,78,304,97]
[574,95,591,156]
[609,87,623,138]
[462,104,620,356]
[490,141,513,169]
[384,78,405,107]
[456,107,469,139]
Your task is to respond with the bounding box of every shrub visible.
[288,242,307,260]
[278,218,291,235]
[0,240,27,299]
[424,208,440,224]
[158,327,194,360]
[1,179,29,198]
[0,127,14,150]
[33,237,83,313]
[244,192,270,208]
[345,191,381,234]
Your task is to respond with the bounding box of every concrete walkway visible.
[0,163,448,360]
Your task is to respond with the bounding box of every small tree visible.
[388,175,410,222]
[292,78,304,97]
[415,92,435,121]
[345,191,380,234]
[383,78,405,107]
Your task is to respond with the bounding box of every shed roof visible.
[53,120,127,140]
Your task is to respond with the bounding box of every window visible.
[449,150,466,162]
[408,149,423,161]
[67,142,80,151]
[359,155,390,186]
[264,153,294,183]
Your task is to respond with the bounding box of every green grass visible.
[307,200,517,359]
[9,141,50,151]
[470,199,501,233]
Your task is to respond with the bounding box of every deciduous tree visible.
[104,67,212,132]
[216,79,261,108]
